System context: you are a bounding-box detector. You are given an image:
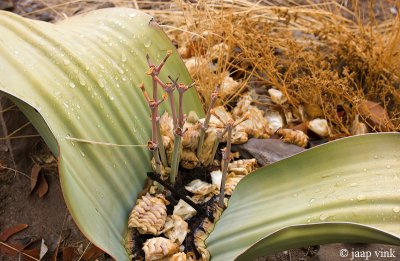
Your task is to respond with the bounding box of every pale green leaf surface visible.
[0,8,203,260]
[206,133,400,261]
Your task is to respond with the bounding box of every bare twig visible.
[218,114,248,207]
[138,83,167,176]
[169,81,193,183]
[146,51,174,167]
[218,120,233,208]
[197,85,220,159]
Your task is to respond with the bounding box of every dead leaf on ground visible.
[357,100,395,131]
[0,224,42,260]
[37,172,48,198]
[30,164,41,193]
[0,223,28,241]
[52,228,72,261]
[30,163,49,198]
[62,246,77,261]
[17,237,46,260]
[22,247,40,261]
[0,224,27,256]
[0,241,25,256]
[82,244,104,261]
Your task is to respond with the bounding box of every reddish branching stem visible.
[145,51,175,169]
[146,50,172,75]
[146,50,173,101]
[138,83,166,150]
[153,75,178,129]
[217,114,249,207]
[219,120,233,208]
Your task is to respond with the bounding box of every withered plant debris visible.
[169,0,400,136]
[0,223,46,260]
[30,163,49,198]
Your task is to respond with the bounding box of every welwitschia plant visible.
[0,8,399,261]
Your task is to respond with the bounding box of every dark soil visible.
[0,139,90,260]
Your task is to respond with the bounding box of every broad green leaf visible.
[206,133,400,261]
[0,8,203,260]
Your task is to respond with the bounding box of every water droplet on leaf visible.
[111,60,124,74]
[68,82,76,89]
[144,39,152,48]
[357,195,366,201]
[319,213,329,221]
[121,53,127,62]
[78,74,86,86]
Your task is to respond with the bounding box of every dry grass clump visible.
[163,0,400,134]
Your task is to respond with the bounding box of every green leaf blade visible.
[0,8,203,260]
[206,133,400,261]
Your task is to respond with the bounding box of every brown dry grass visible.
[164,0,400,134]
[19,0,400,134]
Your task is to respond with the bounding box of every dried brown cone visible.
[232,94,252,118]
[197,129,218,165]
[224,173,245,196]
[160,112,174,140]
[182,123,201,150]
[180,149,199,169]
[277,128,309,148]
[228,159,257,175]
[151,157,169,180]
[234,107,270,139]
[142,237,179,261]
[128,193,168,235]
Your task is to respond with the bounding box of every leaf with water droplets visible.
[207,134,400,261]
[0,8,203,261]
